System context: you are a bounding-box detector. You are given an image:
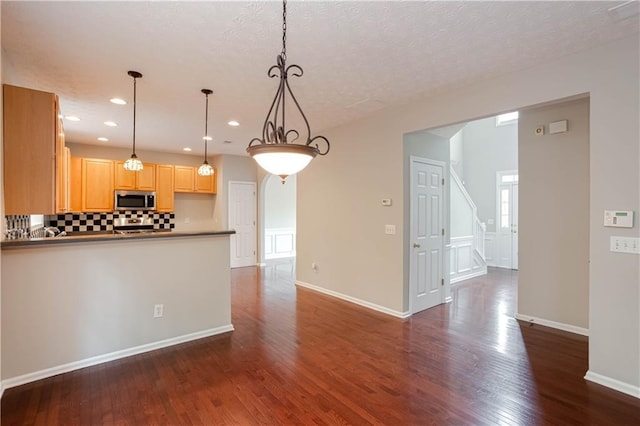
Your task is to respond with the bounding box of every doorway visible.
[409,156,445,314]
[228,181,257,268]
[496,171,519,270]
[262,174,297,263]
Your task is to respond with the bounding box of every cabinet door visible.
[155,164,175,212]
[3,84,57,214]
[114,161,136,190]
[194,169,216,194]
[55,114,70,213]
[82,158,114,212]
[174,166,195,192]
[137,163,156,191]
[69,157,83,212]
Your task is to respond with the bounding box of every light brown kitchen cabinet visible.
[155,164,175,212]
[82,158,114,212]
[114,161,156,190]
[3,84,68,214]
[195,171,216,194]
[174,166,195,192]
[69,156,83,212]
[174,165,216,194]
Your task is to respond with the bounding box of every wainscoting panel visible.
[265,228,296,259]
[485,232,496,267]
[450,236,487,283]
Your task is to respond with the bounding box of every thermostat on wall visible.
[604,210,634,228]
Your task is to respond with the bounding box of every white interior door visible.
[410,157,445,314]
[496,172,518,270]
[229,181,257,268]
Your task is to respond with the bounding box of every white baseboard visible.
[295,280,409,318]
[450,268,487,284]
[585,371,640,398]
[515,313,589,336]
[0,383,4,400]
[1,324,234,391]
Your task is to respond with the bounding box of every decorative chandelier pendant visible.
[198,89,215,177]
[247,0,330,183]
[124,70,144,171]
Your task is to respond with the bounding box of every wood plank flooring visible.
[2,264,640,425]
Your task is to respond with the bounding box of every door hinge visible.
[441,278,444,286]
[441,228,445,236]
[442,178,445,186]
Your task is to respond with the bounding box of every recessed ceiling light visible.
[110,98,127,105]
[97,137,109,142]
[65,115,80,121]
[183,147,192,152]
[104,121,118,127]
[203,136,213,141]
[227,120,240,127]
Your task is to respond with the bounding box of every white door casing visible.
[410,157,445,314]
[229,181,257,268]
[496,171,518,270]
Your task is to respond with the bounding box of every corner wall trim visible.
[1,324,235,391]
[585,371,640,399]
[295,280,409,319]
[515,313,589,336]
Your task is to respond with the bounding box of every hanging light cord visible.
[132,75,137,156]
[281,0,287,60]
[204,92,209,161]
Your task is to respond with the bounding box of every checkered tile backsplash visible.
[45,211,175,233]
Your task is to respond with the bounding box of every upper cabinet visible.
[174,165,195,192]
[82,158,114,212]
[175,165,216,194]
[114,161,156,191]
[155,164,175,212]
[3,84,68,214]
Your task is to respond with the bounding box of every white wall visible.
[461,117,518,233]
[265,174,296,229]
[518,97,590,330]
[296,36,639,394]
[1,235,232,385]
[449,129,464,178]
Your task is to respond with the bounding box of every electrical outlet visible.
[154,304,164,318]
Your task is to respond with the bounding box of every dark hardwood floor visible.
[2,263,639,425]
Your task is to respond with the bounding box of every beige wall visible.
[1,235,232,384]
[518,97,590,329]
[296,36,639,391]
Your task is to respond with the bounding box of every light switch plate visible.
[610,236,640,254]
[549,120,568,134]
[382,198,392,206]
[384,225,396,235]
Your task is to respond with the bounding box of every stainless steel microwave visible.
[114,190,156,211]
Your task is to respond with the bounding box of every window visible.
[496,111,519,126]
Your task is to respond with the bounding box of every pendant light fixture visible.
[247,0,330,183]
[124,70,144,171]
[198,89,215,177]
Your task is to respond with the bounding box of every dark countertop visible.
[1,230,235,250]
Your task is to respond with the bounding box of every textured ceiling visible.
[2,1,638,157]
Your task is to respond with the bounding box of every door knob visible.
[413,243,421,248]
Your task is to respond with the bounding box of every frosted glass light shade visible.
[198,162,215,176]
[248,144,318,181]
[124,155,143,171]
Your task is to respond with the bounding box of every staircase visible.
[449,167,487,283]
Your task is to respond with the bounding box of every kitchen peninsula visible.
[1,230,235,388]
